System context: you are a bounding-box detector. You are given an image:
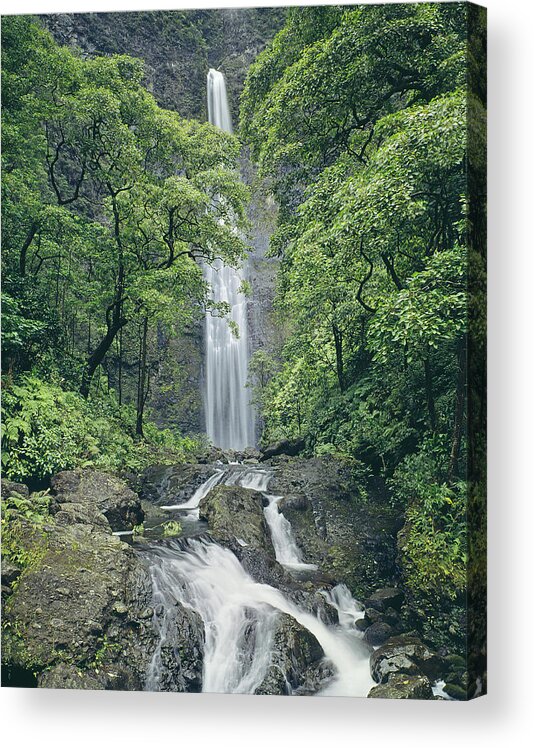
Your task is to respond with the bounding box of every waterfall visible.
[229,467,317,570]
[204,69,255,450]
[146,466,372,695]
[146,537,373,696]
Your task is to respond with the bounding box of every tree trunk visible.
[332,323,345,391]
[118,326,123,407]
[136,316,149,436]
[80,299,125,399]
[19,221,38,277]
[81,190,126,399]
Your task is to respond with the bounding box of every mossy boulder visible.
[370,635,444,684]
[199,484,274,554]
[51,470,143,531]
[368,673,433,699]
[2,515,155,689]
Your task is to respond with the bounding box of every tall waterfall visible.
[204,69,255,450]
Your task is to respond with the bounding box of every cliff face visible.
[41,8,283,439]
[41,8,285,122]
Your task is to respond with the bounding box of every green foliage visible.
[162,520,183,538]
[241,2,484,637]
[392,446,467,594]
[1,375,200,482]
[0,510,49,573]
[2,15,249,432]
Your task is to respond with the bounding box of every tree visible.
[2,17,249,423]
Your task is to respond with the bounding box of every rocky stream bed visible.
[2,453,469,698]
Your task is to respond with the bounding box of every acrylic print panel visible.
[1,2,486,700]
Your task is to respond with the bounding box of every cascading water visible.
[146,537,373,696]
[145,466,373,695]
[144,72,371,698]
[204,69,255,450]
[228,467,317,570]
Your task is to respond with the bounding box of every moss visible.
[162,520,182,538]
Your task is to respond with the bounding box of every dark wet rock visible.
[51,470,143,531]
[364,622,394,647]
[200,484,274,554]
[38,663,106,690]
[445,653,466,671]
[368,673,433,699]
[147,604,204,693]
[255,613,330,695]
[364,588,404,613]
[1,559,21,590]
[364,607,383,625]
[266,457,400,597]
[53,501,110,530]
[140,463,216,507]
[383,606,401,625]
[260,438,306,461]
[279,494,310,512]
[370,635,444,683]
[443,682,468,700]
[356,618,370,632]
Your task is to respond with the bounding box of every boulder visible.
[1,558,21,590]
[278,494,310,512]
[1,480,29,500]
[51,470,143,531]
[2,514,156,689]
[443,682,468,700]
[370,635,444,683]
[199,485,274,554]
[140,463,215,506]
[260,438,306,461]
[364,607,383,625]
[364,587,404,613]
[368,673,433,699]
[147,604,204,692]
[255,614,330,695]
[364,622,394,647]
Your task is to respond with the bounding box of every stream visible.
[142,465,373,696]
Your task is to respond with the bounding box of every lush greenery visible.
[241,3,486,637]
[2,6,486,657]
[2,16,249,477]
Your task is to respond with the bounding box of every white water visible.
[160,469,226,518]
[204,69,255,451]
[146,466,372,695]
[161,465,315,569]
[222,466,317,570]
[146,537,373,696]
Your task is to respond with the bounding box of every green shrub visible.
[1,374,200,481]
[392,446,467,600]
